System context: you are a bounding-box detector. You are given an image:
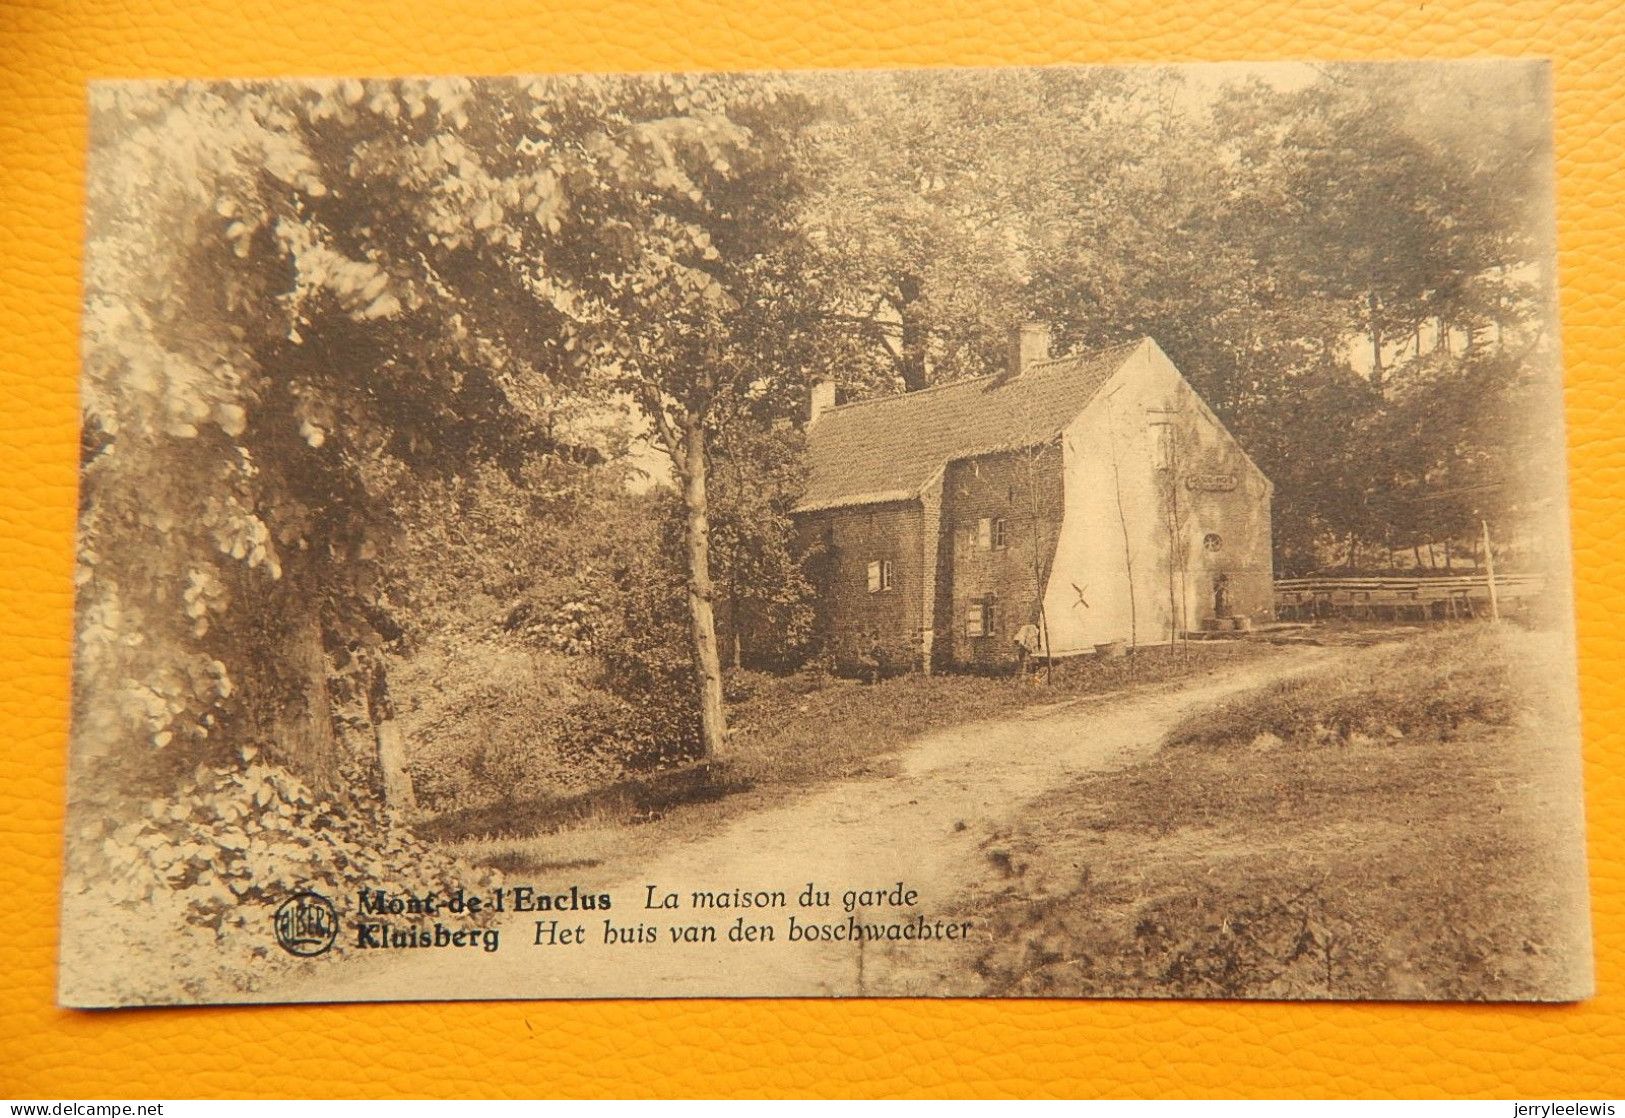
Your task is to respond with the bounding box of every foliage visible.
[573,78,836,757]
[1165,65,1560,570]
[76,74,804,787]
[794,63,1560,574]
[708,410,818,669]
[60,749,502,1000]
[71,76,830,1001]
[796,67,1139,394]
[75,754,497,922]
[392,470,704,808]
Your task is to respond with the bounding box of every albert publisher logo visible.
[274,891,338,957]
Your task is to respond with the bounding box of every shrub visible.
[59,748,503,1002]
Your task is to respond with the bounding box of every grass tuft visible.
[1163,626,1513,752]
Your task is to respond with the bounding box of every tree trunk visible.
[727,449,745,672]
[895,276,929,392]
[368,661,416,814]
[268,588,340,795]
[1482,519,1501,622]
[1495,266,1508,348]
[681,414,728,759]
[1368,291,1384,390]
[726,555,743,671]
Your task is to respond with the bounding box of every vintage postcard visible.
[59,60,1592,1007]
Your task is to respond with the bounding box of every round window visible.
[1203,532,1223,552]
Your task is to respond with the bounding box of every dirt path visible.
[286,646,1330,1003]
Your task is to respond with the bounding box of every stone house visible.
[792,329,1274,672]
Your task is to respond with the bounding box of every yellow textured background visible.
[2,0,1622,1099]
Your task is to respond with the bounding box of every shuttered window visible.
[867,559,894,593]
[976,517,992,550]
[964,597,995,638]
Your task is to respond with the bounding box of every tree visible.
[708,403,816,671]
[796,68,1140,395]
[76,76,791,789]
[555,76,833,758]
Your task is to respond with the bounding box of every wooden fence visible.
[1273,573,1546,621]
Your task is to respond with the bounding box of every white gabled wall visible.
[1042,340,1273,653]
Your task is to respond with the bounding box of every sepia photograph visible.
[58,59,1592,1007]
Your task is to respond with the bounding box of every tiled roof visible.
[795,338,1145,513]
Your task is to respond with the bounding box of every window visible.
[964,596,996,638]
[991,518,1009,550]
[866,559,894,593]
[976,517,991,550]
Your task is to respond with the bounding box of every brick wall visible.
[795,500,925,672]
[936,446,1066,668]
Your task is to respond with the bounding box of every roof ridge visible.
[794,335,1154,515]
[1020,337,1145,374]
[819,336,1144,416]
[817,369,997,416]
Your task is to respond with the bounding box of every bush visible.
[59,749,504,1002]
[558,686,703,771]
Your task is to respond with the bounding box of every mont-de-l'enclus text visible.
[352,885,612,954]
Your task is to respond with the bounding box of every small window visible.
[964,597,995,638]
[992,518,1009,550]
[866,559,894,593]
[964,603,984,638]
[1203,532,1223,552]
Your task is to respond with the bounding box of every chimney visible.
[808,380,837,426]
[1008,322,1052,379]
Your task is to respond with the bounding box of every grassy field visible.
[437,640,1285,878]
[948,623,1592,1001]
